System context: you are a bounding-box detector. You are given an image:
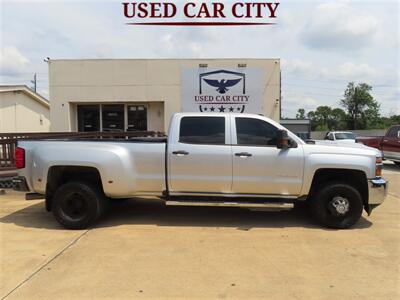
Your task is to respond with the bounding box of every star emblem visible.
[218,106,225,112]
[210,106,215,112]
[229,107,234,112]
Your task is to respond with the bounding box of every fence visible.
[0,131,165,173]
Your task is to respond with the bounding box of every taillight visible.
[15,147,25,169]
[375,157,382,177]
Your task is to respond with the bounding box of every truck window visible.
[335,132,355,140]
[388,127,400,138]
[235,117,278,146]
[179,117,225,145]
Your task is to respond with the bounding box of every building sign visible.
[122,2,279,26]
[181,67,263,113]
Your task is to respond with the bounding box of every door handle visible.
[235,152,252,157]
[172,150,189,156]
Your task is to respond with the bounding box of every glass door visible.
[77,105,100,132]
[102,104,124,132]
[127,105,147,131]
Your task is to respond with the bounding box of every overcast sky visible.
[1,0,399,117]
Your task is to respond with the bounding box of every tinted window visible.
[335,133,355,140]
[236,118,279,146]
[102,105,124,131]
[77,105,100,132]
[179,117,225,145]
[387,127,400,138]
[127,105,147,131]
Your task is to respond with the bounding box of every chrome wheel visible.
[329,196,350,216]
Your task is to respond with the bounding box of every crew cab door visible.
[168,115,232,194]
[231,116,304,196]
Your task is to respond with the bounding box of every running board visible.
[165,200,294,210]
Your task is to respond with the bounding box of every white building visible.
[49,59,281,132]
[0,85,50,133]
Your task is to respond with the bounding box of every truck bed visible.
[17,139,167,198]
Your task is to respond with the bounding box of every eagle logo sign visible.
[203,78,242,94]
[199,70,246,95]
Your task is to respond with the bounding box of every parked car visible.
[13,113,387,229]
[356,125,400,165]
[295,132,310,141]
[324,131,356,143]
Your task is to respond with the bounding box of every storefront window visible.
[77,105,100,132]
[127,105,147,131]
[102,105,124,132]
[77,104,148,132]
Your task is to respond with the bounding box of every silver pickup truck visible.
[14,113,388,229]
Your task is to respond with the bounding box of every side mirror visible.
[277,129,290,149]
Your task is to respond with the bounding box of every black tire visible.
[310,182,363,229]
[52,182,106,229]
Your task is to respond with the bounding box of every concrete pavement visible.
[1,165,399,299]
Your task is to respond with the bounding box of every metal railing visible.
[0,131,166,172]
[0,138,16,171]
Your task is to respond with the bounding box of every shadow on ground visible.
[383,163,400,172]
[0,198,373,231]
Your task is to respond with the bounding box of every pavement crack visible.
[2,229,90,300]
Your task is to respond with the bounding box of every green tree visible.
[330,108,347,130]
[382,114,400,127]
[307,106,347,131]
[296,108,306,119]
[340,82,381,129]
[309,106,332,130]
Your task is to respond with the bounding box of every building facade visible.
[49,59,281,132]
[0,85,50,133]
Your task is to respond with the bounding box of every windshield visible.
[335,133,355,140]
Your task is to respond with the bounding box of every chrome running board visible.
[166,200,294,210]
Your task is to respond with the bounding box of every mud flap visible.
[366,204,381,216]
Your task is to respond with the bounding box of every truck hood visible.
[305,141,381,157]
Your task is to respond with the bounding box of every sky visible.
[0,0,399,117]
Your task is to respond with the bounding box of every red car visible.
[356,125,400,165]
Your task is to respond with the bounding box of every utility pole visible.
[31,73,37,92]
[354,86,357,130]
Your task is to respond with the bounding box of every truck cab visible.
[324,131,356,143]
[167,113,304,197]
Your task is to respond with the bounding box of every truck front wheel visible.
[310,182,363,229]
[52,182,105,229]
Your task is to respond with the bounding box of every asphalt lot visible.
[1,163,399,300]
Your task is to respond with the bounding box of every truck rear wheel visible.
[52,182,105,229]
[310,182,363,229]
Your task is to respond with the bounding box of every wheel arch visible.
[307,168,369,214]
[45,166,104,211]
